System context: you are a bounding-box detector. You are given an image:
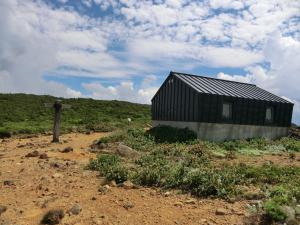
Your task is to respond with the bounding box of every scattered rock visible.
[61,146,73,153]
[174,202,184,207]
[69,204,82,215]
[98,185,110,194]
[91,197,97,201]
[200,219,207,223]
[116,144,139,158]
[123,202,134,210]
[82,171,93,177]
[25,150,40,157]
[52,173,64,179]
[0,205,7,215]
[164,191,171,197]
[122,180,134,189]
[39,153,48,159]
[41,209,64,225]
[109,180,117,187]
[185,199,196,204]
[235,211,244,216]
[50,161,64,169]
[280,206,295,221]
[3,180,14,186]
[90,141,107,151]
[215,208,227,215]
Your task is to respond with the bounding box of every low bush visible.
[0,130,12,138]
[87,154,129,183]
[89,128,300,223]
[147,125,197,143]
[279,137,300,152]
[264,200,287,222]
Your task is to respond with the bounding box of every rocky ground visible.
[0,132,299,225]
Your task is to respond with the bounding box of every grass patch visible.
[88,127,300,222]
[0,93,150,135]
[87,154,129,183]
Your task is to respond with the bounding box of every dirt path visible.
[0,133,256,225]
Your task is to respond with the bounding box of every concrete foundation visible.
[152,120,289,142]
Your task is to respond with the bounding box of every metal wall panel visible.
[151,73,293,127]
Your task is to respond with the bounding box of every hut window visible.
[222,102,232,120]
[265,106,274,123]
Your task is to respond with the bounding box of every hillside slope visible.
[0,93,150,134]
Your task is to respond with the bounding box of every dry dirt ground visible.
[0,133,299,225]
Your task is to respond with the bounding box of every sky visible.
[0,0,300,124]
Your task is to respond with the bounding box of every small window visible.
[265,106,274,123]
[222,102,232,120]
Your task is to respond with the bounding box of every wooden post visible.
[52,100,62,142]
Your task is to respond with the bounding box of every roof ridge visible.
[170,71,256,86]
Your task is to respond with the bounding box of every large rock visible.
[122,181,134,189]
[116,144,139,158]
[69,204,82,215]
[25,150,40,157]
[41,209,64,225]
[61,146,73,153]
[216,208,227,215]
[3,180,14,186]
[0,205,7,215]
[39,153,49,159]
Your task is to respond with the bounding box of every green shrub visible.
[0,130,12,138]
[280,137,300,152]
[221,140,244,151]
[97,131,126,144]
[147,125,197,143]
[264,200,287,221]
[237,164,300,185]
[0,93,151,134]
[134,152,171,186]
[87,154,129,183]
[182,166,240,198]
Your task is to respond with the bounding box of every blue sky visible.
[0,0,300,123]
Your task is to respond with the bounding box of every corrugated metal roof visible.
[172,71,291,103]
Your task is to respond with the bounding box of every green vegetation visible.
[1,93,300,223]
[88,127,300,223]
[0,93,150,135]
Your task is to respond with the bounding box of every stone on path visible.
[41,209,64,225]
[215,208,227,215]
[25,150,39,157]
[69,204,82,215]
[61,147,73,153]
[116,144,139,158]
[0,205,7,215]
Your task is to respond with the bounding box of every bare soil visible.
[0,133,298,225]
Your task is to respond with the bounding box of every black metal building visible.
[152,71,293,127]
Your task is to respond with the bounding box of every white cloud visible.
[217,33,300,123]
[127,39,263,68]
[82,75,158,104]
[0,0,300,124]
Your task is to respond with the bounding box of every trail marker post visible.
[45,100,71,143]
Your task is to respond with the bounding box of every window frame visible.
[265,106,274,124]
[222,101,233,121]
